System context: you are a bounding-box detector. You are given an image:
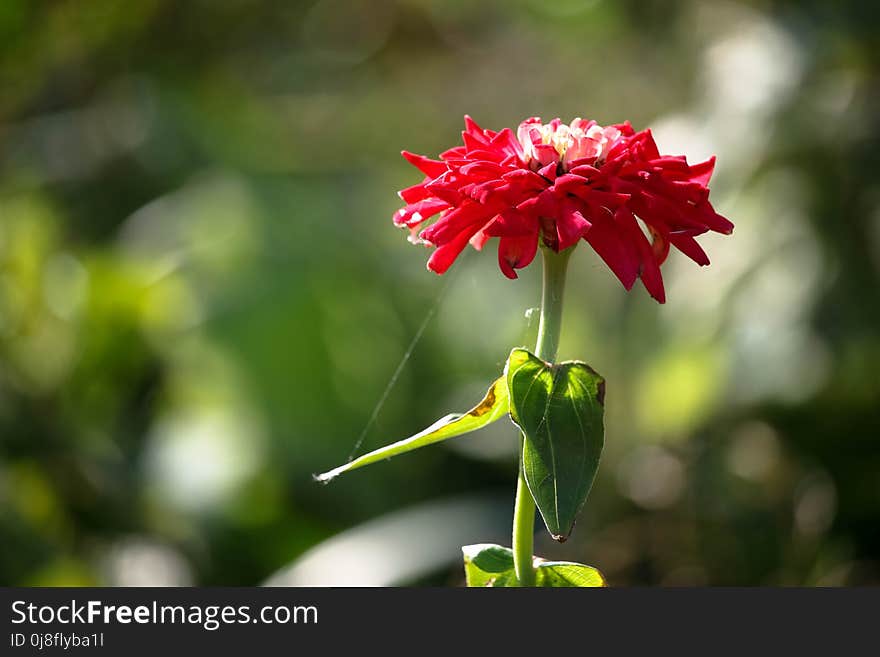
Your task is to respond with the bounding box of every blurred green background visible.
[1,0,878,586]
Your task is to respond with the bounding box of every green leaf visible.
[462,544,606,587]
[535,561,606,587]
[506,347,605,542]
[315,377,508,483]
[462,543,515,587]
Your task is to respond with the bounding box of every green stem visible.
[512,467,536,586]
[534,246,572,362]
[512,245,572,586]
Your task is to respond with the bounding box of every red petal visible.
[497,233,539,279]
[462,131,489,152]
[464,115,484,136]
[569,164,601,178]
[401,151,447,178]
[552,173,588,193]
[393,198,449,227]
[645,222,670,264]
[583,210,639,290]
[616,208,665,302]
[423,180,463,206]
[440,146,466,160]
[398,182,432,204]
[557,201,591,251]
[613,121,635,137]
[516,188,558,219]
[420,202,496,245]
[470,227,491,251]
[537,160,558,180]
[687,156,715,186]
[483,210,535,238]
[637,130,660,160]
[427,222,484,274]
[459,160,505,179]
[693,199,734,235]
[491,127,525,161]
[669,232,710,266]
[502,169,549,193]
[626,190,706,232]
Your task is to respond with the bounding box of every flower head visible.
[394,116,733,303]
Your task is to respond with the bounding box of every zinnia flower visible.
[394,116,733,303]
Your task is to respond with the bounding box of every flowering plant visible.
[319,116,732,586]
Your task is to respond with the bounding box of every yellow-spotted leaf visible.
[535,561,606,587]
[316,377,508,483]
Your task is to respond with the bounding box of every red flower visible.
[394,116,733,303]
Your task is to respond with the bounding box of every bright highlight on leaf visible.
[506,348,606,542]
[536,561,607,587]
[462,543,606,587]
[315,377,509,483]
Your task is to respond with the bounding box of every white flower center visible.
[517,118,621,170]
